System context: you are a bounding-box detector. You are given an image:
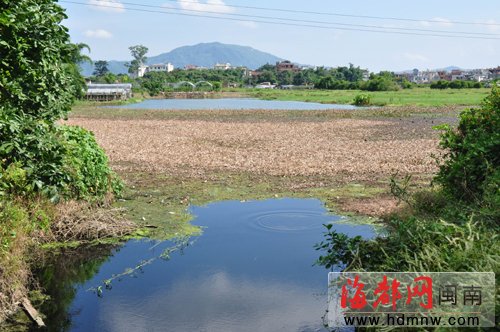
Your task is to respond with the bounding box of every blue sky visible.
[60,0,500,71]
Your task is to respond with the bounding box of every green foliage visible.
[316,77,358,90]
[59,125,123,201]
[212,82,222,91]
[314,224,363,270]
[316,199,499,274]
[360,75,400,91]
[0,163,30,198]
[0,117,122,202]
[0,112,68,200]
[93,60,109,77]
[352,94,371,106]
[430,80,449,89]
[435,86,499,202]
[0,0,79,122]
[315,87,499,312]
[126,45,148,74]
[0,0,121,203]
[431,79,483,89]
[0,200,29,251]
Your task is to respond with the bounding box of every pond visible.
[107,98,365,110]
[36,198,375,331]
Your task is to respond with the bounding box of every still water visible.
[107,98,364,110]
[37,198,374,331]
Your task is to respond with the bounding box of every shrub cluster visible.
[316,88,500,311]
[352,94,371,106]
[435,86,499,206]
[430,79,483,89]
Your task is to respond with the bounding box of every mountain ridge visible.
[79,42,283,76]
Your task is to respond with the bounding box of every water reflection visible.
[36,198,374,331]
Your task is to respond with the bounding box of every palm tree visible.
[69,43,92,64]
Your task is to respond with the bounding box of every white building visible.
[147,63,174,73]
[214,62,231,70]
[133,63,174,78]
[133,65,148,78]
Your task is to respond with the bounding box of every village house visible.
[133,63,174,78]
[214,62,232,70]
[489,66,500,80]
[409,70,440,84]
[147,63,174,73]
[276,60,301,73]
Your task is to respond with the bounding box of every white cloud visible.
[176,0,234,14]
[481,19,500,32]
[403,52,430,62]
[433,17,453,27]
[84,29,113,39]
[88,0,125,13]
[419,17,453,28]
[238,21,258,29]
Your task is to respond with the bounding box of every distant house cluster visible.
[183,62,251,77]
[396,67,500,84]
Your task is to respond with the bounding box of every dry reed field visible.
[67,108,455,183]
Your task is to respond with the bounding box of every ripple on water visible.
[249,209,339,232]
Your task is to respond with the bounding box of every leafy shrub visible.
[0,113,121,202]
[430,80,449,89]
[353,94,371,106]
[431,80,483,89]
[360,77,399,91]
[435,86,499,202]
[0,111,68,199]
[316,212,499,273]
[314,224,363,270]
[0,163,29,198]
[59,125,122,201]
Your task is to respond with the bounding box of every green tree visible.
[0,0,78,121]
[93,60,109,77]
[0,0,120,200]
[103,72,118,84]
[126,45,148,74]
[257,70,276,84]
[69,42,92,64]
[436,86,500,202]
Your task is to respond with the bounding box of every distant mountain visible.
[79,42,283,76]
[396,66,464,74]
[435,66,464,72]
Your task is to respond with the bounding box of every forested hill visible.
[79,42,283,75]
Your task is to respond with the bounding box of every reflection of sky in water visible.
[106,98,365,110]
[61,198,374,331]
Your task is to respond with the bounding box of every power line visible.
[60,1,500,40]
[165,0,500,27]
[85,0,500,37]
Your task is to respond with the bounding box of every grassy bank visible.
[227,87,490,106]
